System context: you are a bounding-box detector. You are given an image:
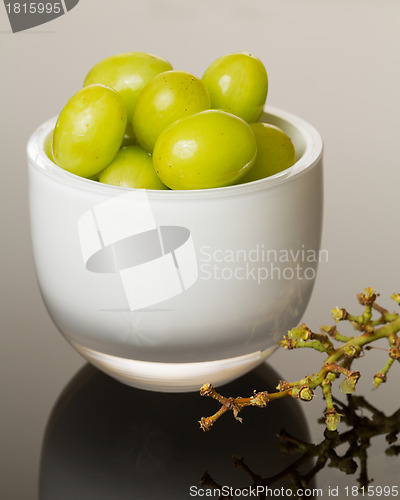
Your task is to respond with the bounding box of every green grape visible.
[87,173,100,182]
[239,123,296,184]
[153,110,257,190]
[52,84,127,178]
[84,52,173,132]
[99,145,168,190]
[202,52,268,123]
[44,130,54,162]
[132,70,210,153]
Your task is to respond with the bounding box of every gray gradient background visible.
[1,1,399,498]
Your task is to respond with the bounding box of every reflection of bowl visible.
[39,364,312,499]
[27,106,323,392]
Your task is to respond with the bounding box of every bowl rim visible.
[27,105,323,200]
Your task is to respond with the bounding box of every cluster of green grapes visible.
[48,51,296,190]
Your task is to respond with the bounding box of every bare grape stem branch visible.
[201,395,400,493]
[199,288,400,432]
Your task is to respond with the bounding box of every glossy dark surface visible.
[40,364,312,499]
[34,357,400,499]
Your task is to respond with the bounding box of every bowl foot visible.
[70,341,278,393]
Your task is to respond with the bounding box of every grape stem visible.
[199,288,400,432]
[201,395,400,493]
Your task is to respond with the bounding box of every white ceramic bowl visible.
[27,106,323,392]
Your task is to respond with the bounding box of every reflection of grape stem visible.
[199,288,400,432]
[201,395,400,495]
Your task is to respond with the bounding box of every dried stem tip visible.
[199,404,229,432]
[291,385,314,401]
[324,409,342,432]
[391,293,400,304]
[199,383,214,397]
[374,373,387,388]
[358,287,377,305]
[199,383,229,405]
[331,307,349,322]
